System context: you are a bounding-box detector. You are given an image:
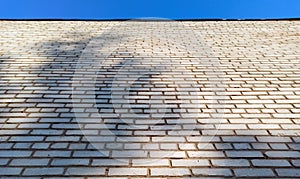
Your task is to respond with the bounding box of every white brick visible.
[192,168,232,176]
[151,168,190,176]
[172,159,209,166]
[109,168,147,176]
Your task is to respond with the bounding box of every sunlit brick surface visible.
[0,20,300,178]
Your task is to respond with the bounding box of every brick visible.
[150,151,186,158]
[160,143,177,150]
[51,143,68,149]
[257,136,292,143]
[31,129,64,135]
[13,143,32,149]
[276,169,300,177]
[116,136,149,142]
[9,136,45,142]
[1,20,300,178]
[222,136,256,142]
[132,159,169,166]
[112,151,147,158]
[179,143,196,150]
[23,167,64,176]
[46,136,80,142]
[142,143,159,150]
[188,151,224,158]
[225,151,264,158]
[269,130,299,136]
[270,143,288,150]
[248,124,280,129]
[66,167,106,176]
[218,124,247,129]
[109,168,147,176]
[83,136,115,142]
[197,143,215,150]
[0,150,32,157]
[233,143,251,149]
[234,168,275,177]
[187,136,221,142]
[51,159,89,166]
[251,143,270,149]
[73,151,109,158]
[151,168,191,176]
[0,159,9,165]
[192,168,232,176]
[172,159,209,167]
[215,143,233,149]
[32,143,50,149]
[251,159,291,167]
[211,159,250,167]
[69,144,87,150]
[0,167,23,175]
[292,160,300,166]
[293,137,300,143]
[152,137,185,142]
[203,129,234,135]
[289,144,300,150]
[34,150,71,157]
[10,159,50,166]
[0,130,31,135]
[92,159,129,166]
[265,151,300,158]
[18,123,50,128]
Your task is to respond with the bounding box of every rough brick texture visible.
[0,20,299,178]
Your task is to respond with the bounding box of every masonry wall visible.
[0,21,299,177]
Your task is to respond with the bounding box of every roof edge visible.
[0,18,300,21]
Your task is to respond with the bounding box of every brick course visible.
[0,20,299,177]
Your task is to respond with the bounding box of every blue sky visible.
[0,0,299,19]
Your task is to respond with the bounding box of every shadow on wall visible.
[0,23,298,177]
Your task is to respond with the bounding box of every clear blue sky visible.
[0,0,299,19]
